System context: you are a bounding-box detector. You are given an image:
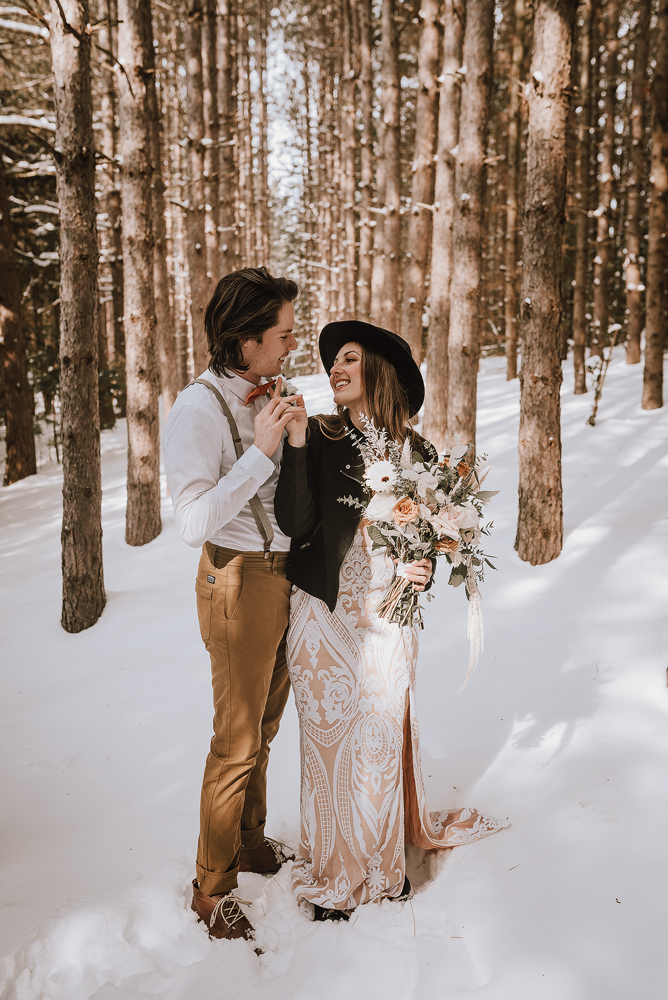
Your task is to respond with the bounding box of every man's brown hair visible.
[204,266,299,377]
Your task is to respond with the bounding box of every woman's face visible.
[330,341,364,412]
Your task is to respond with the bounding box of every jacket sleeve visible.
[275,427,320,538]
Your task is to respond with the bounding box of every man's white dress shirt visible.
[163,370,291,552]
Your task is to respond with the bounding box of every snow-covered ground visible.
[1,352,667,1000]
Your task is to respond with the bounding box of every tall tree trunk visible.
[217,0,237,274]
[95,0,116,430]
[504,0,524,381]
[369,119,386,324]
[423,0,465,450]
[100,0,125,384]
[625,0,650,366]
[1,160,37,486]
[237,9,254,268]
[591,0,621,356]
[643,0,668,410]
[357,0,373,319]
[572,0,592,393]
[341,0,357,319]
[117,0,162,545]
[50,0,105,630]
[202,0,220,278]
[515,0,575,565]
[185,0,210,374]
[380,0,401,331]
[146,24,179,418]
[401,0,439,363]
[255,0,270,264]
[446,0,494,447]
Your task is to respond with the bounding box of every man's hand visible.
[254,397,307,458]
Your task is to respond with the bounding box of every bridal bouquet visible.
[339,417,497,683]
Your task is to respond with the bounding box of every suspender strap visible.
[189,378,275,557]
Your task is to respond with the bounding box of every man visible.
[163,267,305,943]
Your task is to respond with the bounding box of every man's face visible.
[239,302,297,381]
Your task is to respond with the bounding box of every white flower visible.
[279,378,298,398]
[432,503,480,539]
[403,466,439,498]
[364,460,398,492]
[455,504,480,529]
[364,491,397,522]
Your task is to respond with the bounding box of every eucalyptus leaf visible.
[475,490,500,502]
[367,525,387,547]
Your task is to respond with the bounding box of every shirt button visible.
[345,464,350,469]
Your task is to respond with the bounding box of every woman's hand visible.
[254,397,305,457]
[284,394,307,447]
[268,381,308,448]
[398,558,433,592]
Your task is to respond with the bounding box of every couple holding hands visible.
[163,266,505,945]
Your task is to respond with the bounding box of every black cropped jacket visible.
[274,416,437,612]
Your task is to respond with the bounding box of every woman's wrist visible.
[286,430,307,449]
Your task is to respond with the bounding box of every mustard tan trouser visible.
[195,543,291,896]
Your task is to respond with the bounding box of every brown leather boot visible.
[239,837,295,876]
[191,880,254,941]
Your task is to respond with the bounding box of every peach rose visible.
[392,497,419,525]
[436,537,459,553]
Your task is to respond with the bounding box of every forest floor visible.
[1,351,667,1000]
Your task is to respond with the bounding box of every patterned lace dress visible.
[286,529,508,911]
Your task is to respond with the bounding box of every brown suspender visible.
[189,378,275,558]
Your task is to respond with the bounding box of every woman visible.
[275,320,507,920]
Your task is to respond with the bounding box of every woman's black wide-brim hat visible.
[319,320,425,417]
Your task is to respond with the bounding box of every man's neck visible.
[232,369,261,386]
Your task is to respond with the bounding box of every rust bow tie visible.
[245,380,277,406]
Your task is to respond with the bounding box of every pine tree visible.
[515,0,576,565]
[117,0,162,545]
[50,0,106,629]
[447,0,495,447]
[0,159,37,486]
[643,0,668,410]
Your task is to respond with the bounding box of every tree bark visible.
[643,0,668,410]
[380,0,401,331]
[341,0,357,318]
[50,0,105,629]
[591,0,621,356]
[185,0,210,373]
[446,0,494,447]
[117,0,162,545]
[217,0,237,274]
[515,0,575,566]
[625,0,650,366]
[255,0,270,265]
[100,0,125,380]
[146,22,179,419]
[401,0,440,363]
[202,0,220,278]
[1,160,37,486]
[504,0,524,381]
[423,0,465,450]
[357,0,373,319]
[572,0,592,393]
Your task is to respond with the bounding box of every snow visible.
[1,352,667,1000]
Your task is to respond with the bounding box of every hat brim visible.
[319,320,425,418]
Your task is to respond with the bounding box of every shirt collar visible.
[211,369,264,404]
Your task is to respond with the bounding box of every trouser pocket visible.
[195,580,213,641]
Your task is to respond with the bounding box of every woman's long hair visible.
[316,341,416,444]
